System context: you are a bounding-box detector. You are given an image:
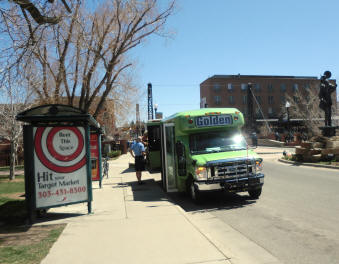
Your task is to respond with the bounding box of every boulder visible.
[310,135,328,143]
[312,142,325,148]
[321,148,339,155]
[295,147,309,155]
[300,142,312,149]
[326,140,339,149]
[310,154,322,162]
[303,154,322,163]
[308,149,322,155]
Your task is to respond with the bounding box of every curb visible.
[256,152,283,155]
[278,158,339,170]
[256,145,295,149]
[174,205,281,264]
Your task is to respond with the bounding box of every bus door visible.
[147,124,161,172]
[161,123,177,192]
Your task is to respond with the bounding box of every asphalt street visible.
[170,154,339,264]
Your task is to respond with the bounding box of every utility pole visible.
[247,83,254,130]
[148,83,154,120]
[136,104,140,136]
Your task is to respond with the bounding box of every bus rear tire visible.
[248,188,262,199]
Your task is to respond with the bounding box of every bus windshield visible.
[189,131,247,155]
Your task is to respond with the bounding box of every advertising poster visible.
[33,126,88,208]
[90,134,100,181]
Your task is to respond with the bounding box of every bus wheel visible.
[248,188,262,199]
[190,181,202,204]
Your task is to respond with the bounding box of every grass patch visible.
[0,165,24,172]
[0,177,24,194]
[0,174,24,181]
[0,167,66,264]
[0,224,66,264]
[319,161,339,166]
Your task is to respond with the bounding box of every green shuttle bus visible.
[146,108,264,202]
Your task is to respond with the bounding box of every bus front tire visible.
[248,188,262,199]
[190,181,202,204]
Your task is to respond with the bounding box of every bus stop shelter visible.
[16,104,102,223]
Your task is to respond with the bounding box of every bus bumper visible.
[194,173,264,192]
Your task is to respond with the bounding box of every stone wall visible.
[294,136,339,162]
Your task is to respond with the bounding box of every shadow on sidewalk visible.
[124,178,257,213]
[121,167,135,174]
[34,212,85,224]
[168,191,257,213]
[125,179,170,203]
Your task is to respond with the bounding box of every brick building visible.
[200,74,337,120]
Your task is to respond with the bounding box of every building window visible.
[268,107,273,114]
[255,95,261,104]
[200,97,207,108]
[242,95,247,105]
[229,95,235,105]
[293,83,299,93]
[255,108,261,118]
[241,83,247,91]
[213,83,221,92]
[268,96,274,105]
[280,83,286,92]
[267,84,273,93]
[214,96,221,105]
[281,96,285,104]
[254,83,261,92]
[303,83,310,91]
[227,83,234,92]
[293,96,299,103]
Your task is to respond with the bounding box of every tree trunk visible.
[9,140,16,180]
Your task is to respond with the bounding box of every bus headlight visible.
[256,159,263,171]
[196,166,208,180]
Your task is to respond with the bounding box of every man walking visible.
[129,136,146,184]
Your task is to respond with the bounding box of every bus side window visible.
[176,141,186,176]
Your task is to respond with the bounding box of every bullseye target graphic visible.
[34,127,87,173]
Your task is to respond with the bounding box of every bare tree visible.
[0,0,73,75]
[4,0,71,25]
[0,0,175,146]
[110,68,141,126]
[0,71,32,180]
[20,0,174,116]
[283,83,336,137]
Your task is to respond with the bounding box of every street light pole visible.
[285,101,291,142]
[154,104,158,119]
[247,83,254,131]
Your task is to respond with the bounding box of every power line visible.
[158,103,198,106]
[151,84,199,87]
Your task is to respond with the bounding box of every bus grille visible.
[213,160,254,179]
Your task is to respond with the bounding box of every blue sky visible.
[132,0,339,120]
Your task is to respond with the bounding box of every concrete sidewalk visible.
[39,154,280,264]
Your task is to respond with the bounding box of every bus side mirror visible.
[176,141,186,176]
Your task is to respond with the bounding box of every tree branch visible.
[13,0,61,25]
